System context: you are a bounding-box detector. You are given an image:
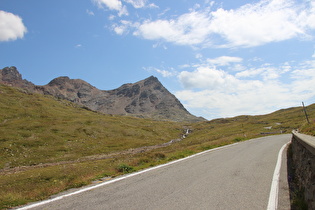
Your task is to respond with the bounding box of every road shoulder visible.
[278,143,291,209]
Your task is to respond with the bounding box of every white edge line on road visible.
[267,141,291,210]
[17,142,239,210]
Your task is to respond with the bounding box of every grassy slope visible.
[186,104,315,150]
[0,84,314,209]
[154,104,315,164]
[0,85,184,208]
[0,84,183,169]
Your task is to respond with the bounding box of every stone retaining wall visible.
[291,131,315,209]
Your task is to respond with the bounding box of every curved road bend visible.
[20,134,291,210]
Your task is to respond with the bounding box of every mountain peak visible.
[0,67,204,122]
[143,76,161,86]
[144,75,158,81]
[0,66,35,90]
[48,76,71,86]
[0,66,22,83]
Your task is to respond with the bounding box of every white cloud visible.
[0,10,27,42]
[132,0,315,48]
[285,60,315,99]
[236,63,291,80]
[175,81,294,119]
[232,64,246,72]
[134,11,212,45]
[195,53,203,59]
[113,25,125,35]
[108,14,116,20]
[93,0,128,16]
[250,57,264,62]
[176,59,315,119]
[155,69,174,77]
[152,42,167,49]
[144,67,175,77]
[118,5,128,16]
[158,8,170,17]
[148,3,159,9]
[178,64,191,69]
[209,0,305,47]
[298,1,315,30]
[124,0,146,8]
[86,9,95,16]
[124,0,157,9]
[207,56,243,66]
[179,66,238,90]
[93,0,157,16]
[236,66,280,80]
[94,0,122,10]
[235,68,264,78]
[112,20,137,35]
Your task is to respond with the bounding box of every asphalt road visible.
[21,134,291,210]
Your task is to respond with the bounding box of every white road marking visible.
[17,143,238,210]
[267,141,291,210]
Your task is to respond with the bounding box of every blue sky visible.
[1,0,315,120]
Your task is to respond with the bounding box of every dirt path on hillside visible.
[0,129,191,175]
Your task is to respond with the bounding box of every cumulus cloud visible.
[209,0,305,47]
[175,81,293,119]
[179,66,238,90]
[176,59,315,119]
[290,69,315,102]
[133,0,315,48]
[93,0,128,16]
[112,20,138,35]
[113,25,125,35]
[0,10,27,42]
[298,1,315,30]
[134,11,212,45]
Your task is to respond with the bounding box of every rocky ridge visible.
[0,66,204,122]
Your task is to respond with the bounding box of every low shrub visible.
[233,137,246,142]
[116,164,134,173]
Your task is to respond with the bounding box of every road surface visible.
[20,134,291,210]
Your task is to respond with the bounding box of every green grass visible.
[185,105,315,152]
[300,121,315,136]
[116,164,135,173]
[0,85,183,169]
[0,84,314,209]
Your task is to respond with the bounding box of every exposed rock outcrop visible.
[0,66,36,91]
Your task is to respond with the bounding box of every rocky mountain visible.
[0,66,36,91]
[0,66,204,122]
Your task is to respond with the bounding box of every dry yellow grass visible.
[0,84,314,209]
